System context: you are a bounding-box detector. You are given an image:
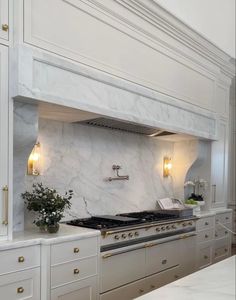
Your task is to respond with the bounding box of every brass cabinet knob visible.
[150,284,155,289]
[162,259,167,265]
[2,24,9,31]
[205,222,209,226]
[18,256,25,263]
[204,255,208,259]
[226,217,229,220]
[74,247,79,253]
[74,268,80,274]
[174,275,179,279]
[205,234,209,238]
[224,248,228,252]
[225,231,228,235]
[17,287,24,294]
[139,289,144,293]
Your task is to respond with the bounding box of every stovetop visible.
[66,209,188,230]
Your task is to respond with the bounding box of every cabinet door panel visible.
[0,0,8,41]
[0,44,8,239]
[211,121,228,208]
[51,276,97,300]
[0,268,40,300]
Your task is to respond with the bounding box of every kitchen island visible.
[136,255,235,300]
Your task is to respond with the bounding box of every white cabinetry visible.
[0,44,8,240]
[196,215,215,269]
[211,120,228,208]
[0,0,8,41]
[0,245,40,300]
[41,236,99,300]
[214,211,232,263]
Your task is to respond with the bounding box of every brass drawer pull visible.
[162,259,167,265]
[17,287,24,294]
[74,247,79,253]
[74,268,80,274]
[18,256,25,263]
[2,24,9,31]
[2,186,8,225]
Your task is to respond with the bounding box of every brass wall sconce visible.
[27,142,41,176]
[163,157,172,177]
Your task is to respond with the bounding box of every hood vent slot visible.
[78,117,176,137]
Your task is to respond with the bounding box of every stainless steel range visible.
[67,209,198,300]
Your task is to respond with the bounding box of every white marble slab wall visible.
[13,101,38,231]
[23,118,176,228]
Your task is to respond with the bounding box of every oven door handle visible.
[102,233,196,259]
[102,244,147,259]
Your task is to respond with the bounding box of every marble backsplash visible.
[23,118,175,229]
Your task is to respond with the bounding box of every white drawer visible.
[51,276,97,300]
[197,242,212,269]
[215,224,231,239]
[196,216,214,231]
[197,228,214,243]
[51,256,97,288]
[0,268,40,300]
[216,212,232,224]
[0,246,40,275]
[51,237,97,265]
[214,238,230,261]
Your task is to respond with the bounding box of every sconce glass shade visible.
[27,142,41,176]
[163,157,172,177]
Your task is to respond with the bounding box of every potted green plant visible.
[22,183,73,233]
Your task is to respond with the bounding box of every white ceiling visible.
[154,0,235,58]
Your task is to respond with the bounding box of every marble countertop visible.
[0,224,100,251]
[136,256,236,300]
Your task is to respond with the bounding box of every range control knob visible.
[188,222,193,226]
[134,231,139,237]
[161,226,165,231]
[156,227,161,232]
[172,225,176,229]
[114,235,120,240]
[128,232,133,238]
[121,234,127,239]
[166,225,170,230]
[182,223,187,227]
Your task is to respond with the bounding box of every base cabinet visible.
[51,276,97,300]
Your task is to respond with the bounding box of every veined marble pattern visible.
[24,118,175,227]
[13,101,38,231]
[15,45,217,140]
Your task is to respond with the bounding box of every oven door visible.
[100,243,146,293]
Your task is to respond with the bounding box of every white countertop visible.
[136,256,236,300]
[0,224,99,251]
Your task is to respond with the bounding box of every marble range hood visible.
[13,46,217,141]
